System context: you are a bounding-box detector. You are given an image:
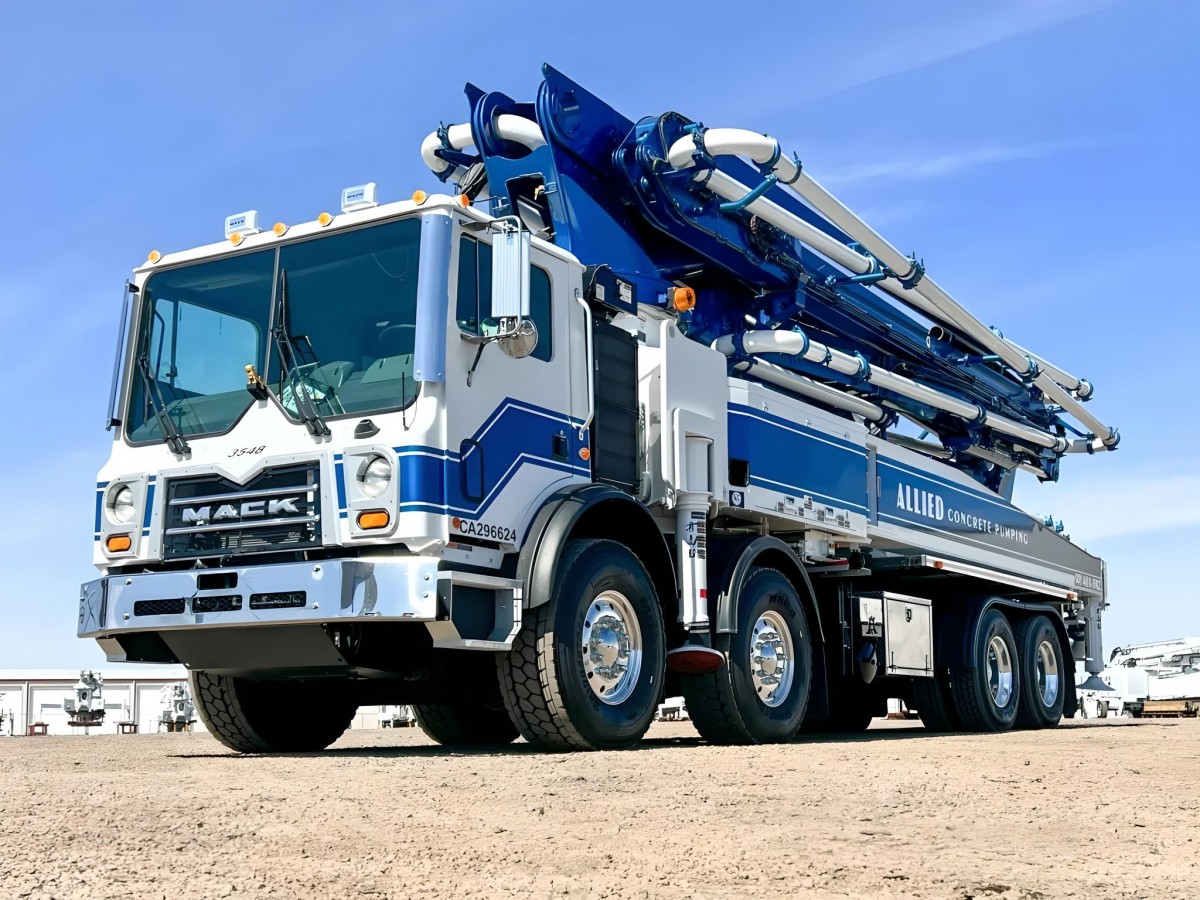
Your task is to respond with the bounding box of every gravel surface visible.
[2,718,1196,899]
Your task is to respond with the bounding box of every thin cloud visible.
[1014,468,1200,545]
[773,1,1123,114]
[820,142,1083,189]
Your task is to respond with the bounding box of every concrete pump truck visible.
[80,66,1116,751]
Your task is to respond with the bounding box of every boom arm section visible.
[420,64,1118,490]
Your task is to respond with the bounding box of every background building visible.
[0,667,406,736]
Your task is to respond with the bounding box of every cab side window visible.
[456,235,552,362]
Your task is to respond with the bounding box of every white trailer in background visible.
[1084,639,1200,718]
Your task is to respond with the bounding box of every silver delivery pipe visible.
[727,356,888,423]
[716,330,1068,454]
[668,130,1114,445]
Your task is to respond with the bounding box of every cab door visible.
[442,229,589,543]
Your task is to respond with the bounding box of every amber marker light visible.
[457,194,470,207]
[317,212,334,226]
[411,190,428,205]
[229,232,244,246]
[357,510,390,530]
[106,535,132,552]
[146,250,161,263]
[273,222,288,236]
[670,286,697,312]
[578,447,591,461]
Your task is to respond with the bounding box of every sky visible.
[1,0,1197,668]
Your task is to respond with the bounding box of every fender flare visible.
[517,483,676,619]
[933,596,1077,718]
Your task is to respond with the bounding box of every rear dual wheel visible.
[952,608,1022,732]
[1014,615,1066,729]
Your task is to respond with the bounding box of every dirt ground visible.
[1,718,1197,900]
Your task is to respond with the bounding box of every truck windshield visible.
[125,218,422,444]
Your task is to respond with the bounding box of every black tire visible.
[191,671,356,753]
[951,608,1021,732]
[414,667,519,746]
[913,669,961,733]
[496,539,665,751]
[1014,615,1066,729]
[684,568,813,744]
[413,702,519,746]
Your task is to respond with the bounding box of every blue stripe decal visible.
[142,483,156,529]
[94,490,103,535]
[375,398,588,520]
[729,404,868,514]
[335,460,347,512]
[730,404,866,455]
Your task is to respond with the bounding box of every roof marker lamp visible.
[341,182,378,213]
[358,455,393,498]
[317,211,334,226]
[225,210,261,245]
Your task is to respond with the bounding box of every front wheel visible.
[684,568,813,744]
[191,672,357,753]
[1014,615,1066,729]
[497,539,665,751]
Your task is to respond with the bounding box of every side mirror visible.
[490,225,531,320]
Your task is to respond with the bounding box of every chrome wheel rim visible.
[1036,639,1060,707]
[987,634,1014,708]
[751,610,794,708]
[581,591,642,705]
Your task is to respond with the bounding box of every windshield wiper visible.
[136,352,191,455]
[272,268,331,437]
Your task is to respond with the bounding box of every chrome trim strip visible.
[164,514,319,535]
[168,484,318,506]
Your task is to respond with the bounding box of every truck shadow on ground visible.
[167,723,979,760]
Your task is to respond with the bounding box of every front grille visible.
[249,591,307,610]
[134,598,186,617]
[163,463,321,560]
[192,595,242,613]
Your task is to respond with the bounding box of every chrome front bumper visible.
[79,557,445,637]
[79,557,523,653]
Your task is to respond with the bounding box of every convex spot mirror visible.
[498,318,538,359]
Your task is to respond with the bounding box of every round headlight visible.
[359,456,392,498]
[110,485,136,525]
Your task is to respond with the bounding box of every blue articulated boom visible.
[422,64,1118,492]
